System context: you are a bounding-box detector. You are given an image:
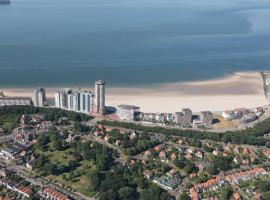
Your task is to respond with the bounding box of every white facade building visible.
[32,87,46,107]
[80,91,94,113]
[55,91,61,108]
[116,104,140,121]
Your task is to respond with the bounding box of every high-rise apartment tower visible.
[94,80,106,115]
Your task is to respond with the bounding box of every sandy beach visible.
[0,71,267,113]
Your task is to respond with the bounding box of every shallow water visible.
[0,0,270,87]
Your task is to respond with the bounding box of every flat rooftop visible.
[117,104,140,110]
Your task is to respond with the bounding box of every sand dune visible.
[0,71,267,112]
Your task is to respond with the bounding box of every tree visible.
[68,160,79,171]
[261,192,270,200]
[88,169,102,191]
[53,139,63,151]
[35,134,50,151]
[44,163,58,175]
[74,121,90,132]
[135,177,148,189]
[213,156,232,171]
[220,186,232,200]
[100,189,118,200]
[174,159,186,169]
[36,154,46,169]
[184,162,198,174]
[206,165,218,175]
[178,192,191,200]
[259,181,270,193]
[118,186,137,200]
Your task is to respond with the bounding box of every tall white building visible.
[55,89,72,109]
[55,91,61,108]
[94,80,106,115]
[72,92,80,111]
[261,72,270,103]
[55,89,94,114]
[67,93,73,110]
[32,87,46,107]
[80,91,94,114]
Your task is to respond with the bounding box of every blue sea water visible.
[0,0,270,87]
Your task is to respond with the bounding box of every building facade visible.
[80,91,94,113]
[261,72,270,103]
[116,104,140,121]
[0,97,32,107]
[55,91,61,108]
[94,80,106,115]
[31,87,46,107]
[175,108,192,126]
[55,89,93,114]
[200,111,213,126]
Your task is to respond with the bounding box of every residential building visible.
[54,91,61,108]
[200,111,213,126]
[261,71,270,103]
[31,87,46,107]
[42,187,70,200]
[72,92,80,111]
[175,108,192,126]
[94,80,106,115]
[0,97,32,106]
[116,104,140,121]
[54,88,72,109]
[80,91,94,113]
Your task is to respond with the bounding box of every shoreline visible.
[0,71,267,113]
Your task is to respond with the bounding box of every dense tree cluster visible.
[106,129,159,155]
[220,186,233,200]
[70,140,114,171]
[0,112,20,133]
[73,121,91,133]
[258,180,270,193]
[0,105,92,123]
[34,133,114,175]
[178,192,191,200]
[212,156,233,171]
[99,120,270,146]
[98,163,171,200]
[173,157,199,174]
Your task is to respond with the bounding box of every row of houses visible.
[222,107,265,124]
[190,167,267,200]
[41,187,71,200]
[225,167,266,184]
[0,142,28,160]
[0,178,33,198]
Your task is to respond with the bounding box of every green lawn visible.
[48,173,96,197]
[37,149,96,197]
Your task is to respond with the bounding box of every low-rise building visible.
[225,167,266,184]
[0,97,32,106]
[0,142,28,160]
[42,187,70,200]
[116,104,140,121]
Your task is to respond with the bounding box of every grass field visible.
[37,149,96,197]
